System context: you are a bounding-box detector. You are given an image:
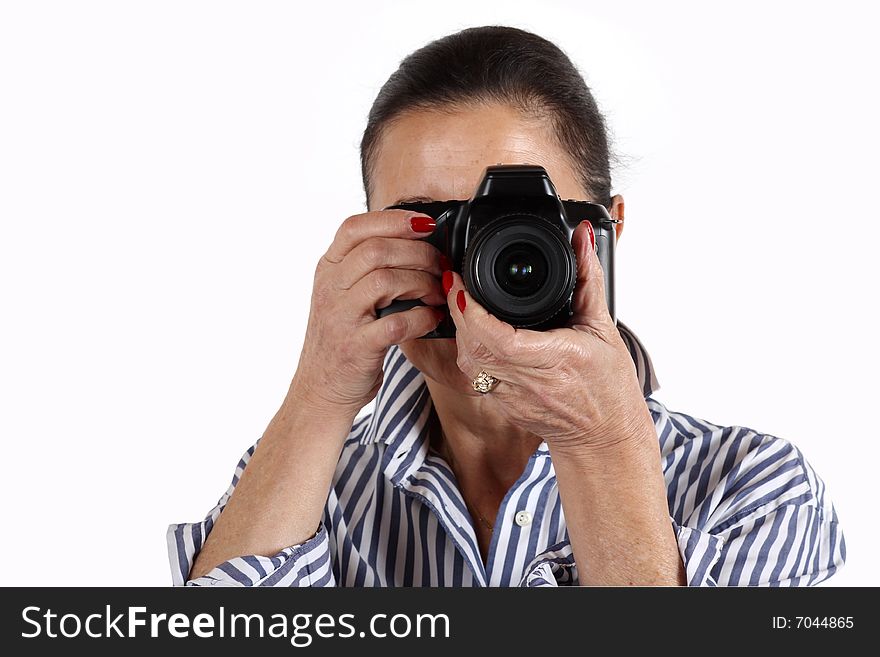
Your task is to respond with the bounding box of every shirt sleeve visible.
[521,426,845,587]
[671,453,845,586]
[664,427,845,586]
[166,441,336,587]
[519,541,577,587]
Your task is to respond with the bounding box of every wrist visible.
[285,373,364,422]
[262,383,360,455]
[549,412,660,473]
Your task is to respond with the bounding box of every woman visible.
[168,26,844,586]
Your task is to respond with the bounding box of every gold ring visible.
[472,370,499,394]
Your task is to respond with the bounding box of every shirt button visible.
[514,510,532,527]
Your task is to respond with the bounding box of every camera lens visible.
[463,214,577,328]
[494,242,548,297]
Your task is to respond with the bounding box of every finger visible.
[323,210,436,264]
[336,236,443,290]
[357,305,444,350]
[350,268,446,316]
[570,220,614,329]
[444,271,543,365]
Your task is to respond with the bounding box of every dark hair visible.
[360,25,613,208]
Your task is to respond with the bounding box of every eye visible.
[393,195,436,205]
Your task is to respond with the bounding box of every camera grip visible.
[595,231,616,323]
[375,298,427,318]
[375,298,447,339]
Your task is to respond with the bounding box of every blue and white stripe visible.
[168,320,845,587]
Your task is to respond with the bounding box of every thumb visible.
[569,220,613,330]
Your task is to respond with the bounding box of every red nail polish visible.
[439,253,452,271]
[410,215,436,233]
[442,270,453,295]
[586,221,595,251]
[456,289,466,313]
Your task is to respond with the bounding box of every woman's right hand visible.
[289,209,446,417]
[191,209,444,578]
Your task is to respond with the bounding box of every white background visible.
[1,0,877,586]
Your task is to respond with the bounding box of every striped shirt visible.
[167,321,845,587]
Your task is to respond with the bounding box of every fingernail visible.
[439,253,452,271]
[456,289,466,313]
[442,270,453,295]
[586,221,595,251]
[432,307,446,324]
[410,215,436,233]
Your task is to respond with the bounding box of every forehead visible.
[369,103,585,210]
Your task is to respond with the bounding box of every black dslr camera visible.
[378,164,619,338]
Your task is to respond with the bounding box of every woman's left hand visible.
[444,220,654,452]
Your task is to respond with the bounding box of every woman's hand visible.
[290,209,447,417]
[445,220,684,585]
[443,220,653,452]
[193,209,447,576]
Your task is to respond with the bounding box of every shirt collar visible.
[359,319,659,450]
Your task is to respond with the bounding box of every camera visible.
[377,164,619,338]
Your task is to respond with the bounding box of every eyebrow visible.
[392,195,437,206]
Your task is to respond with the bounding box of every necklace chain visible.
[436,421,494,533]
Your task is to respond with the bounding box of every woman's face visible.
[368,102,610,391]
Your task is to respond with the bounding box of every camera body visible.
[377,164,619,338]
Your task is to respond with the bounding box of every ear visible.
[610,194,625,242]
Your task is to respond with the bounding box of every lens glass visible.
[493,241,548,297]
